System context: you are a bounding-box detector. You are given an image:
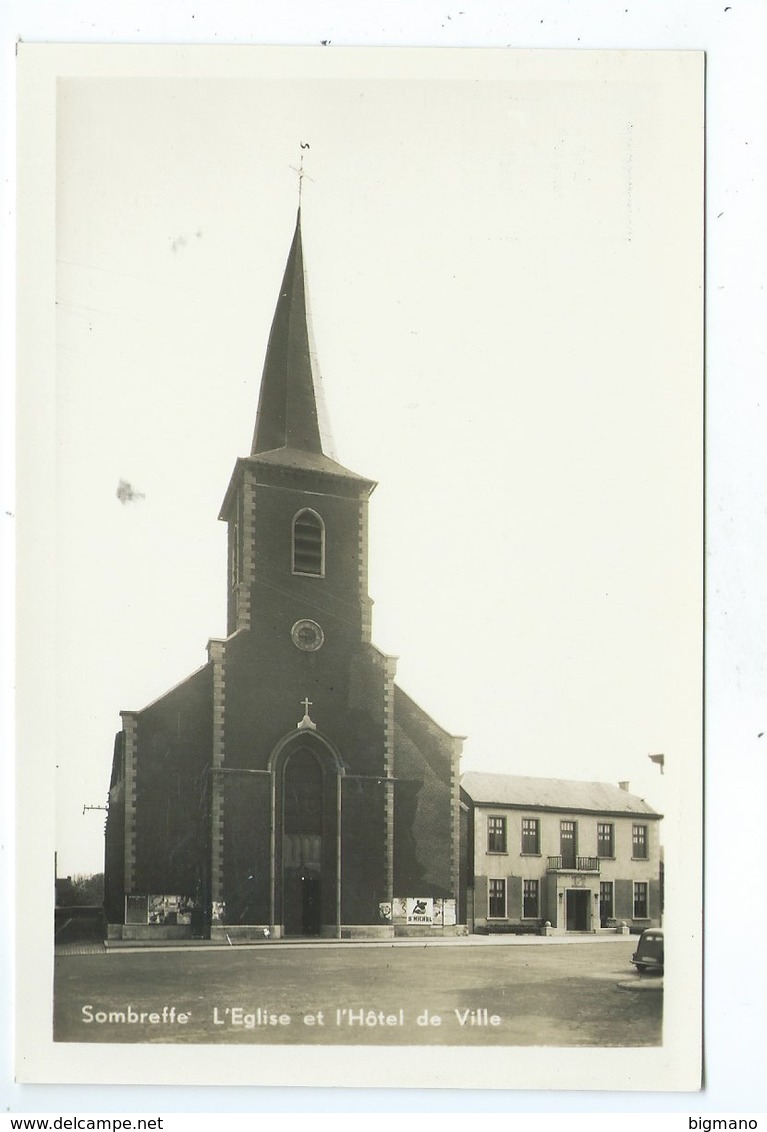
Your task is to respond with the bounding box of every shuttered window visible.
[597,822,614,858]
[633,882,648,919]
[632,824,648,859]
[292,509,325,576]
[487,816,507,853]
[488,878,506,919]
[521,817,540,854]
[523,880,539,918]
[599,881,614,925]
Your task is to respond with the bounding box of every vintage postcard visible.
[16,44,703,1089]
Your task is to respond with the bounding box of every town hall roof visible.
[461,772,660,818]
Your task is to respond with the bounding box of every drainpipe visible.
[336,773,342,939]
[269,769,276,938]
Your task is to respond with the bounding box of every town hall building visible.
[104,210,464,940]
[461,773,662,934]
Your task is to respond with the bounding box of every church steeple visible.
[233,209,372,485]
[105,193,463,943]
[251,209,328,459]
[219,208,376,637]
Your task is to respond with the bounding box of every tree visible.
[56,873,104,906]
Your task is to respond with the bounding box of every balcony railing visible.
[547,856,600,873]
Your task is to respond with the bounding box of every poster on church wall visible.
[124,895,148,925]
[14,39,712,1097]
[392,897,408,924]
[406,898,434,926]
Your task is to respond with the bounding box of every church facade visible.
[104,212,465,940]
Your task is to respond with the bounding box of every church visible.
[104,210,465,940]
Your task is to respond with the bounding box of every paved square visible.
[54,938,662,1046]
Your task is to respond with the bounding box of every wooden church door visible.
[282,749,325,936]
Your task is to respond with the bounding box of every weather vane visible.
[289,142,313,207]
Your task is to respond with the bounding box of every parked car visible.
[631,927,664,974]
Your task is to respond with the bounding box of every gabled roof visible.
[461,772,660,818]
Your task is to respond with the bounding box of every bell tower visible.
[215,210,387,935]
[219,209,376,645]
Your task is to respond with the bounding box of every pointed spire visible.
[251,210,327,458]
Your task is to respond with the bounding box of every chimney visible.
[618,781,630,792]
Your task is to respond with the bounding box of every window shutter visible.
[614,878,634,920]
[474,876,488,921]
[649,879,661,920]
[508,875,523,920]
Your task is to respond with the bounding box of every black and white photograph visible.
[15,42,706,1092]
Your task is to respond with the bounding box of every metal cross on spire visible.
[289,142,314,208]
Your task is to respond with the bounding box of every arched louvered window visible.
[230,522,240,587]
[292,509,325,576]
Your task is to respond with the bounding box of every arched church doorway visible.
[279,746,337,936]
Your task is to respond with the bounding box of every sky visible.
[39,51,703,876]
